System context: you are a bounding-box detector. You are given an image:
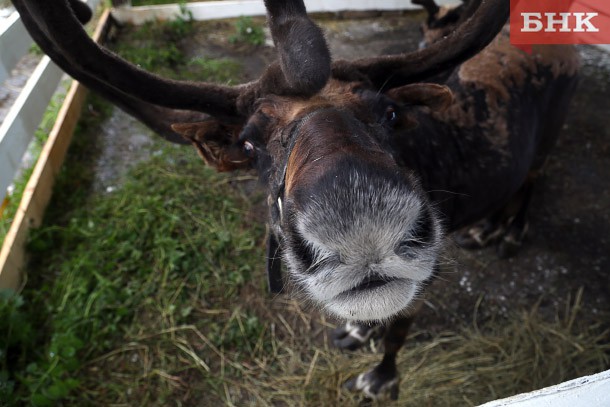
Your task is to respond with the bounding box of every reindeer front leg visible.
[331,321,385,351]
[344,312,418,401]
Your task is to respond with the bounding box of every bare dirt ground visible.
[103,11,609,336]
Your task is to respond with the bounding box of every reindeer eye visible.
[385,106,397,123]
[242,140,256,158]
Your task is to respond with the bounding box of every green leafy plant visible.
[167,1,194,39]
[115,38,185,71]
[185,57,242,83]
[229,16,266,46]
[0,292,34,404]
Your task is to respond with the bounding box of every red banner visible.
[510,0,610,47]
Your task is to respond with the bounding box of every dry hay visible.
[85,287,609,406]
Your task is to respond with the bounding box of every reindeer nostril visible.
[395,209,434,258]
[292,231,316,270]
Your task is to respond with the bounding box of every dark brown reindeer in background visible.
[13,0,579,401]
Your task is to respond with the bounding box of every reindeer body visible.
[398,31,580,231]
[331,29,580,399]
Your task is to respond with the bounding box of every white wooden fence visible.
[0,0,100,204]
[112,0,456,24]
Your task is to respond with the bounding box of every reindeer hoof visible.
[454,223,505,250]
[497,235,522,259]
[344,368,399,401]
[331,322,384,351]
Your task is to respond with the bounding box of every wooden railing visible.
[111,0,455,24]
[0,0,103,289]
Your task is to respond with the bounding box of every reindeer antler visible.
[412,0,440,19]
[12,0,330,140]
[68,0,93,24]
[331,0,509,90]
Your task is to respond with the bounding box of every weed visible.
[112,18,242,83]
[229,16,266,46]
[185,57,242,83]
[0,292,33,404]
[4,87,264,404]
[114,37,185,72]
[167,1,194,38]
[28,43,43,55]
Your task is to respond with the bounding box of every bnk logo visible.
[521,12,599,32]
[510,0,610,48]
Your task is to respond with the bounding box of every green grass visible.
[1,16,255,404]
[229,16,266,46]
[1,90,266,404]
[111,11,242,84]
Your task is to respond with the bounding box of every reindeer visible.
[13,0,579,401]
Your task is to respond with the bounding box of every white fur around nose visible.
[283,171,442,321]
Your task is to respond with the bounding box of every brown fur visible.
[284,109,391,196]
[428,26,580,153]
[171,121,249,171]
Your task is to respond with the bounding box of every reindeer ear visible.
[171,121,249,172]
[386,83,454,112]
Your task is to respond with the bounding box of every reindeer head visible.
[15,0,509,321]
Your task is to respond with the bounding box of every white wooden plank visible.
[111,0,263,23]
[0,0,101,86]
[0,12,33,85]
[112,0,458,24]
[0,57,64,197]
[478,369,610,407]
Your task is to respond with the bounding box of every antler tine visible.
[68,0,93,24]
[412,0,440,19]
[264,0,331,95]
[331,0,510,90]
